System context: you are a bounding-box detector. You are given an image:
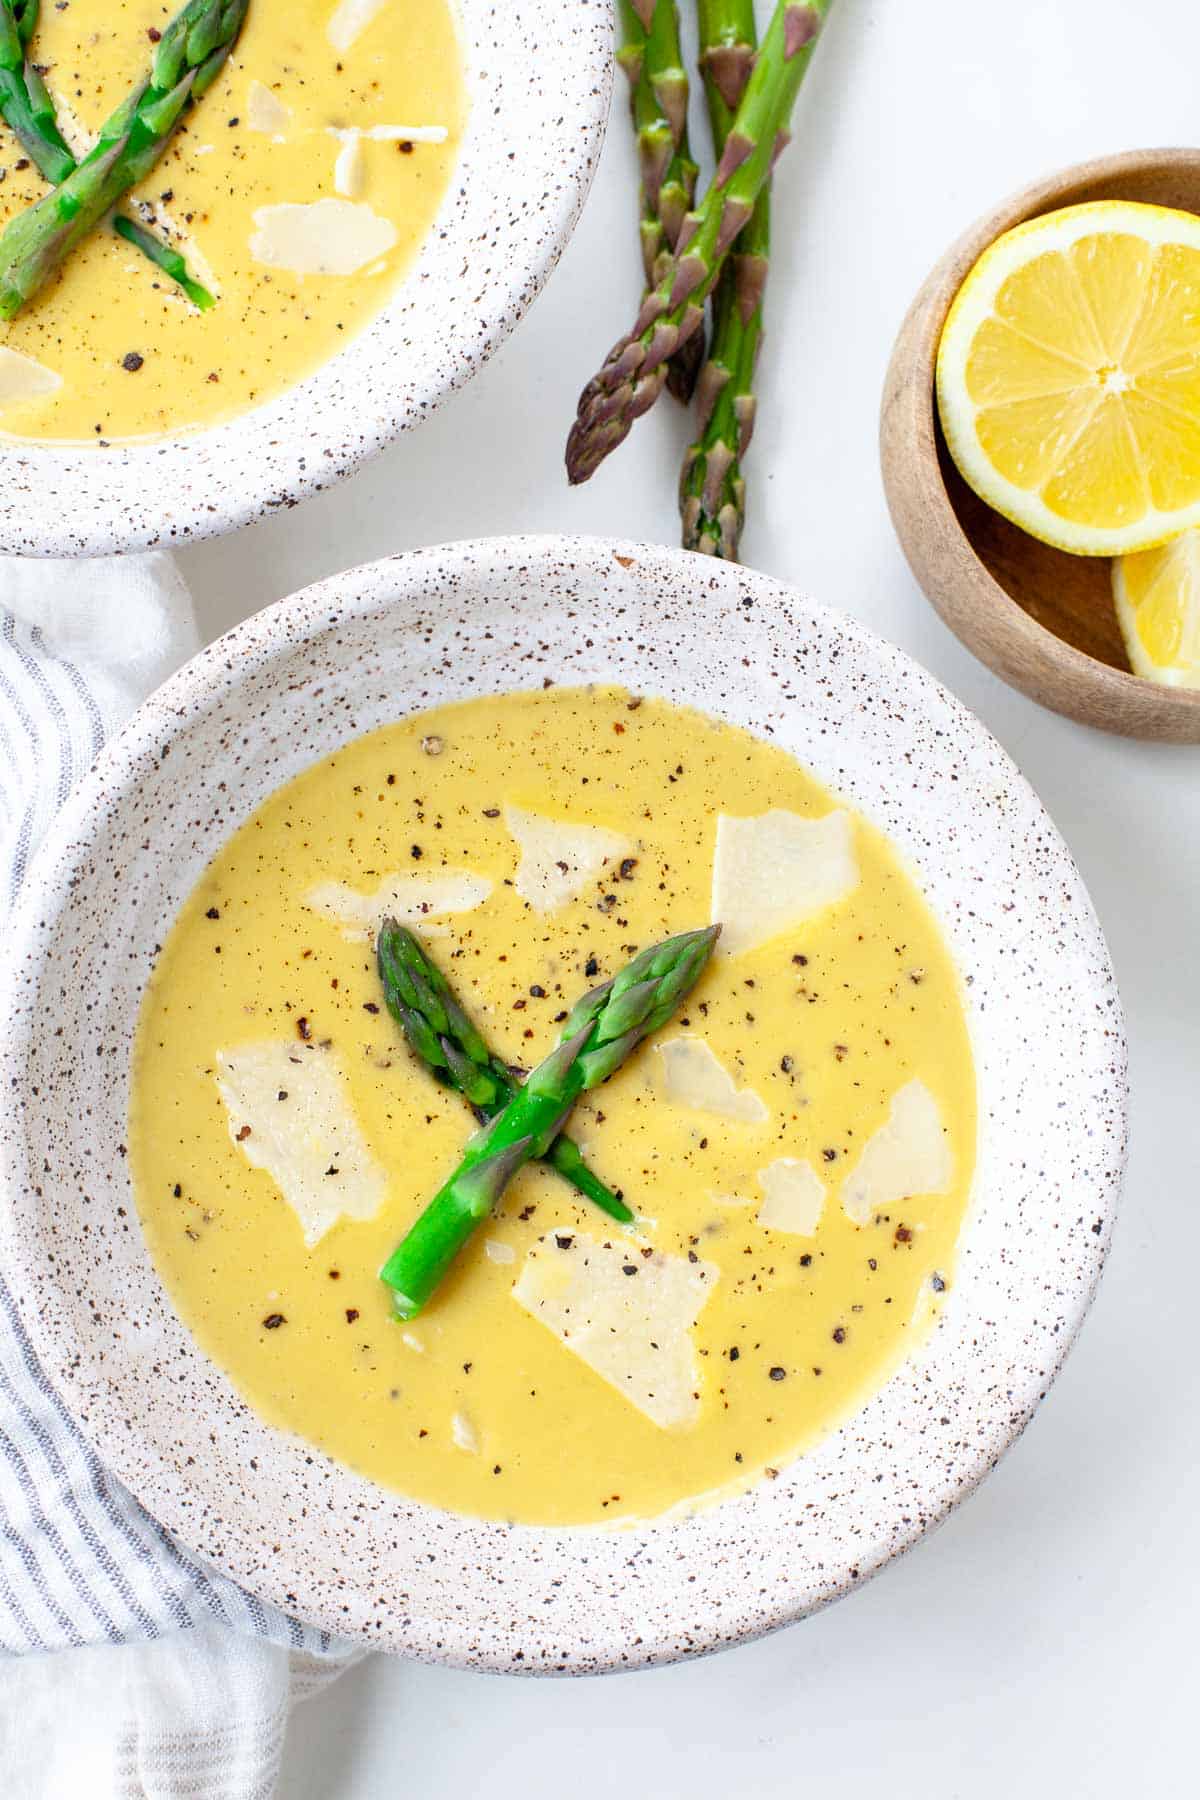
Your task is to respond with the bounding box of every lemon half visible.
[1113,529,1200,687]
[937,200,1200,556]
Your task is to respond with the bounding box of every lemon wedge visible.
[937,200,1200,555]
[1113,530,1200,687]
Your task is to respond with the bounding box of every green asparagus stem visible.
[566,0,829,484]
[680,0,767,559]
[379,925,720,1320]
[617,0,703,403]
[0,3,216,309]
[0,0,245,320]
[111,214,214,309]
[377,920,633,1224]
[0,2,73,183]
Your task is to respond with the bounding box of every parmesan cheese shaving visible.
[330,130,365,198]
[249,199,398,277]
[362,124,448,142]
[246,80,291,136]
[0,346,62,409]
[504,805,630,913]
[656,1037,768,1123]
[513,1231,718,1430]
[303,869,491,942]
[328,125,449,197]
[451,1412,479,1454]
[756,1158,826,1235]
[216,1041,388,1246]
[327,0,390,52]
[711,808,859,957]
[484,1239,515,1265]
[841,1080,953,1225]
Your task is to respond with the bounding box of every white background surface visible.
[176,2,1199,1794]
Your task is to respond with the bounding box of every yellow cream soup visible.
[130,688,976,1527]
[0,0,463,442]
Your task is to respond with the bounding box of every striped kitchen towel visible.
[0,557,357,1799]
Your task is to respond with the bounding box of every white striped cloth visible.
[0,557,357,1798]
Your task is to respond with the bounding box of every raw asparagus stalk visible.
[379,925,720,1320]
[680,0,767,559]
[566,0,829,485]
[0,0,246,320]
[377,920,633,1224]
[618,0,703,403]
[0,2,215,309]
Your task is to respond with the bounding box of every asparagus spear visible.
[617,0,703,403]
[680,0,766,559]
[377,920,633,1224]
[0,0,246,320]
[0,1,73,183]
[0,1,215,309]
[379,925,720,1320]
[566,0,829,485]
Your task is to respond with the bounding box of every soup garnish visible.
[378,925,719,1318]
[377,920,633,1224]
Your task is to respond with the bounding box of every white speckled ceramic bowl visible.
[0,536,1126,1670]
[0,2,613,559]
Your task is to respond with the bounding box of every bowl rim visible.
[0,534,1128,1670]
[880,145,1200,741]
[0,0,614,559]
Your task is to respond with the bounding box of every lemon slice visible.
[1113,529,1200,687]
[937,200,1200,555]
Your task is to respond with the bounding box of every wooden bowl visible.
[881,147,1200,743]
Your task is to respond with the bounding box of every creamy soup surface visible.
[130,687,977,1527]
[0,0,464,442]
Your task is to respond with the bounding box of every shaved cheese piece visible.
[513,1231,717,1429]
[756,1158,826,1235]
[484,1239,515,1265]
[327,124,449,197]
[327,0,390,51]
[504,804,629,913]
[0,346,61,409]
[330,130,365,198]
[246,80,291,136]
[711,808,859,957]
[451,1412,478,1454]
[216,1042,387,1246]
[841,1080,952,1225]
[656,1036,768,1123]
[250,199,397,277]
[402,1331,424,1353]
[360,124,448,143]
[303,869,491,942]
